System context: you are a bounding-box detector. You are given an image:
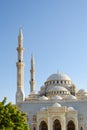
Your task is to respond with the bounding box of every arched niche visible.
[53,119,61,130]
[39,121,48,130]
[67,120,75,130]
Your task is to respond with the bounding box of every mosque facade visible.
[16,29,87,130]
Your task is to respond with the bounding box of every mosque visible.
[16,29,87,130]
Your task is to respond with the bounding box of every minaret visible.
[16,28,25,104]
[30,54,36,94]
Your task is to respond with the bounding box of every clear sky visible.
[0,0,87,104]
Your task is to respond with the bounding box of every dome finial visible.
[57,70,60,74]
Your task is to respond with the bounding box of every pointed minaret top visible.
[18,27,23,47]
[31,54,35,70]
[19,27,23,38]
[31,54,34,62]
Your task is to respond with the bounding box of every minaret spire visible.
[16,28,25,104]
[31,54,35,71]
[30,54,36,94]
[18,28,23,47]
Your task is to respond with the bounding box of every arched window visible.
[39,121,48,130]
[61,81,63,84]
[57,81,59,84]
[53,119,61,130]
[53,81,55,84]
[67,120,75,130]
[80,127,83,130]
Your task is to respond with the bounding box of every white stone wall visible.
[18,100,87,130]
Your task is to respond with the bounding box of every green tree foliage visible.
[0,97,30,130]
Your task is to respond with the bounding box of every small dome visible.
[76,89,87,98]
[68,107,75,111]
[46,72,71,81]
[52,102,61,107]
[78,89,87,93]
[51,95,62,100]
[39,96,48,100]
[40,107,46,111]
[65,95,77,100]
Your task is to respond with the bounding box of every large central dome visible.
[40,71,76,97]
[46,72,71,81]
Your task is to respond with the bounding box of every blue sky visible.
[0,0,87,103]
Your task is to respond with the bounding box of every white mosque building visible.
[16,29,87,130]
